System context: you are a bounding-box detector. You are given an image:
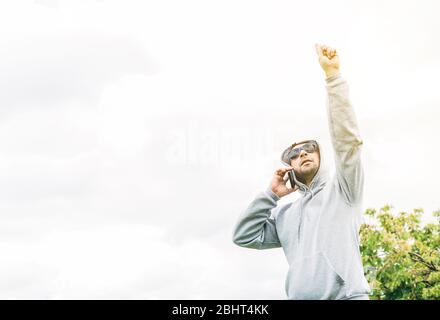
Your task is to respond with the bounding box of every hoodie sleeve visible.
[232,189,282,249]
[326,74,364,206]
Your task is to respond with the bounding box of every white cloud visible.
[0,33,152,111]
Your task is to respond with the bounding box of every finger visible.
[328,48,334,57]
[276,170,288,178]
[281,167,294,175]
[276,170,291,180]
[276,166,293,173]
[275,169,285,178]
[315,43,324,58]
[326,47,333,58]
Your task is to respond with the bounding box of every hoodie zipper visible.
[298,198,303,245]
[297,184,315,248]
[295,174,319,249]
[298,191,311,247]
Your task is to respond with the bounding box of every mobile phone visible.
[288,171,296,189]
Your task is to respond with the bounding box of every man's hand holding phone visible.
[269,167,299,198]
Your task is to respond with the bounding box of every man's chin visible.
[299,167,318,180]
[302,166,317,175]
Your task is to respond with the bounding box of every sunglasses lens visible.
[290,149,300,160]
[288,142,317,161]
[303,143,316,152]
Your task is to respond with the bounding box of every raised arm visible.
[315,44,364,205]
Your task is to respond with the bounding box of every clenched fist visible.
[269,167,299,198]
[315,43,340,79]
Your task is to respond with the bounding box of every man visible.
[232,44,371,300]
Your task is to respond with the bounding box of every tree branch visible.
[408,251,438,271]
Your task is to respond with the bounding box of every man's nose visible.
[299,150,308,157]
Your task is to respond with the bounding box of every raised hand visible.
[315,43,340,78]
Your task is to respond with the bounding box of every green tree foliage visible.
[360,206,440,300]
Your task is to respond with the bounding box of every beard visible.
[296,163,319,183]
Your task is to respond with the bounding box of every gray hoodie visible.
[232,74,371,300]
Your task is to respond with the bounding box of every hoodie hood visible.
[280,139,329,196]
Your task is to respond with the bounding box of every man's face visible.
[289,142,320,183]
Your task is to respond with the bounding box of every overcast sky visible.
[0,0,439,299]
